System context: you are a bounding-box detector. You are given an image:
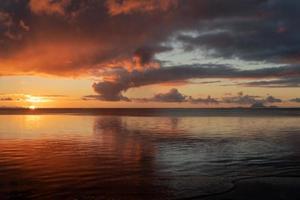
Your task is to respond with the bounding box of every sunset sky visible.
[0,0,300,108]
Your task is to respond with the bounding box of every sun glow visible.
[25,95,49,103]
[29,105,36,110]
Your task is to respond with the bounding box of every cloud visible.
[83,83,127,101]
[1,0,298,77]
[29,0,70,16]
[0,11,13,27]
[133,45,172,67]
[40,94,67,98]
[0,0,180,76]
[152,88,186,102]
[0,97,13,101]
[0,0,299,102]
[84,87,218,104]
[290,98,300,103]
[241,77,300,87]
[177,0,300,63]
[87,87,281,107]
[222,92,260,105]
[92,64,300,101]
[19,20,30,31]
[250,102,267,108]
[188,96,219,104]
[0,94,24,102]
[222,92,282,105]
[265,95,282,103]
[0,11,23,41]
[92,64,232,101]
[0,93,67,102]
[105,0,178,16]
[132,88,219,104]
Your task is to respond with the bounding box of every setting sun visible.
[29,105,36,110]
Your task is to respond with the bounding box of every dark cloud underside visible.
[92,64,300,101]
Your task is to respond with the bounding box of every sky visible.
[0,0,300,108]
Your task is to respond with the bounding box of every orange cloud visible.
[0,38,164,77]
[29,0,71,16]
[0,40,102,76]
[106,0,178,16]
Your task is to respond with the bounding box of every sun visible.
[29,105,36,110]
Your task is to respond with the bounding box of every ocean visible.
[1,108,300,199]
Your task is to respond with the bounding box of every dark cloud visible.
[223,92,260,105]
[132,88,219,104]
[0,97,13,101]
[92,80,127,101]
[0,0,297,76]
[133,45,172,66]
[86,88,282,106]
[250,102,267,108]
[92,64,300,101]
[290,98,300,103]
[83,93,131,102]
[177,0,300,63]
[223,92,282,105]
[84,83,286,107]
[152,88,186,102]
[188,96,219,104]
[265,95,282,103]
[92,64,233,101]
[242,77,300,87]
[1,0,182,75]
[193,80,222,85]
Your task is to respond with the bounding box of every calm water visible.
[1,109,300,199]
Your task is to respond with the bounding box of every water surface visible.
[1,109,300,199]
